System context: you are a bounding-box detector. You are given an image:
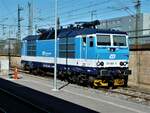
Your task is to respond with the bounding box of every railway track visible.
[15,69,150,105]
[109,88,150,102]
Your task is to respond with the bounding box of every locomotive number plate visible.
[106,62,117,65]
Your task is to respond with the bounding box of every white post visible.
[52,0,58,91]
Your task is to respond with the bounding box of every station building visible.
[98,13,150,45]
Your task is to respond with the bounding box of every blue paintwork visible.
[21,36,129,60]
[21,27,130,77]
[80,36,97,59]
[35,40,60,57]
[86,36,97,59]
[36,40,54,57]
[96,47,129,60]
[21,41,27,56]
[75,38,81,58]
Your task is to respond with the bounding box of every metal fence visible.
[129,35,150,50]
[0,39,21,56]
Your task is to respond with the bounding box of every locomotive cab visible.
[96,34,129,67]
[93,33,131,87]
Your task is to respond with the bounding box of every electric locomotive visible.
[21,21,131,87]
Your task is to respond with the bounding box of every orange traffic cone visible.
[14,67,18,79]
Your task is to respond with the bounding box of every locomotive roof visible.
[23,35,40,41]
[23,28,127,41]
[58,28,127,38]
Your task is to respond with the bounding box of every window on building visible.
[129,25,131,30]
[128,19,131,22]
[113,21,116,25]
[117,20,120,24]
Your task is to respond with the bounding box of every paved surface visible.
[0,88,48,113]
[1,73,150,113]
[0,78,98,113]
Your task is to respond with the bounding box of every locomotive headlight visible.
[124,62,128,66]
[120,62,124,66]
[96,61,104,66]
[100,62,104,66]
[120,61,128,66]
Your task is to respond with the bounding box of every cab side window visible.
[82,37,86,46]
[90,41,93,47]
[89,36,94,47]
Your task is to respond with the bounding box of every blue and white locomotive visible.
[21,21,131,87]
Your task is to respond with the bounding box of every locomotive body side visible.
[21,29,131,87]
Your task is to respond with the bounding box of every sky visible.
[0,0,150,39]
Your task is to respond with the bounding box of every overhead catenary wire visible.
[0,0,135,31]
[36,4,135,27]
[39,0,112,21]
[0,0,148,38]
[0,0,17,21]
[0,6,141,33]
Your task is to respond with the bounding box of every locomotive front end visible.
[94,33,131,87]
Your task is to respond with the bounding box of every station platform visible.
[0,73,150,113]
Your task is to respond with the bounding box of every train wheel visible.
[108,79,114,89]
[29,69,33,74]
[72,75,77,84]
[67,76,73,83]
[32,68,39,75]
[57,71,64,81]
[23,64,30,71]
[88,76,95,88]
[22,64,27,70]
[77,75,86,86]
[39,69,45,76]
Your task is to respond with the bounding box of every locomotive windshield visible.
[97,35,111,46]
[113,35,127,46]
